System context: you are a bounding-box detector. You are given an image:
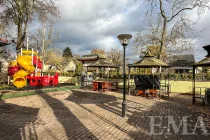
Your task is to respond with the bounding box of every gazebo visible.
[76,54,99,86]
[127,53,170,97]
[86,59,119,91]
[76,55,99,63]
[192,45,210,105]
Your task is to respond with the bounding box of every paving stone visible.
[0,89,210,140]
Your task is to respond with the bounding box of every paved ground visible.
[0,88,210,140]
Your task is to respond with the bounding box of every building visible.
[0,38,11,83]
[166,54,195,73]
[62,59,77,72]
[43,58,77,73]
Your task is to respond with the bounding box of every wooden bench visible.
[194,87,206,106]
[194,95,205,106]
[157,84,171,99]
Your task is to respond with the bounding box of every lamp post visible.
[117,34,132,117]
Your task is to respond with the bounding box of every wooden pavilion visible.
[127,53,170,97]
[192,45,210,105]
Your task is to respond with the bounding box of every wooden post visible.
[192,65,196,104]
[8,76,10,85]
[86,66,88,87]
[128,67,131,95]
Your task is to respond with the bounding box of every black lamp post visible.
[117,34,132,117]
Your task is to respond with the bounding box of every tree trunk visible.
[158,0,167,60]
[16,23,23,56]
[16,19,28,56]
[159,17,167,60]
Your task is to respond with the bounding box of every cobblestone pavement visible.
[0,88,210,140]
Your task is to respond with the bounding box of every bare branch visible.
[167,4,198,22]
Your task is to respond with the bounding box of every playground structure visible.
[8,48,59,88]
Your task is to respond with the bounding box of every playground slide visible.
[14,56,35,88]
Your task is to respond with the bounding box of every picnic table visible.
[92,81,118,92]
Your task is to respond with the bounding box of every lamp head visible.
[117,34,132,46]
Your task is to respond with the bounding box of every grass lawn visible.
[118,80,210,94]
[0,85,80,100]
[1,80,210,100]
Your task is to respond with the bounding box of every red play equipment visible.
[32,56,42,69]
[27,73,59,87]
[8,47,59,88]
[8,66,21,76]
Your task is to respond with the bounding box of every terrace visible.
[0,86,210,140]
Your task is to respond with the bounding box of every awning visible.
[0,38,11,47]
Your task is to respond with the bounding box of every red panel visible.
[8,66,21,76]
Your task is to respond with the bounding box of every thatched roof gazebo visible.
[192,45,210,105]
[127,53,170,96]
[128,55,169,68]
[86,58,119,81]
[76,54,99,63]
[76,54,100,87]
[85,58,120,91]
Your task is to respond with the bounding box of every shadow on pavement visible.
[127,97,210,139]
[66,90,122,116]
[67,90,210,139]
[0,94,39,140]
[36,89,97,139]
[67,90,150,139]
[67,90,134,136]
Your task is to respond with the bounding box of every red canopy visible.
[0,38,11,47]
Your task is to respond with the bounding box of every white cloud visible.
[49,0,210,63]
[189,10,210,61]
[51,0,143,57]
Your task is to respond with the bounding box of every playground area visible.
[7,48,59,89]
[0,88,210,140]
[1,36,210,140]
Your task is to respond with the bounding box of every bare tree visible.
[106,48,123,66]
[44,49,63,67]
[90,48,106,59]
[134,0,209,60]
[0,47,12,60]
[30,23,59,54]
[91,48,105,56]
[0,0,59,55]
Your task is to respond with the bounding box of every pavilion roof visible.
[194,45,210,66]
[76,54,99,62]
[87,59,119,68]
[128,56,169,68]
[193,56,210,66]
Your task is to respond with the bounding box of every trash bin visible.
[205,88,210,104]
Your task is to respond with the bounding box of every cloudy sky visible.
[38,0,210,62]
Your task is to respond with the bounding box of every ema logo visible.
[149,116,210,135]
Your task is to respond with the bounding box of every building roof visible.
[194,56,210,66]
[76,54,99,62]
[0,38,11,47]
[87,59,119,68]
[193,45,210,66]
[166,54,195,67]
[128,56,169,68]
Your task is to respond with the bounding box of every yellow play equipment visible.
[9,61,17,66]
[13,54,35,88]
[22,50,38,55]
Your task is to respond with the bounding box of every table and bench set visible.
[133,75,170,99]
[92,81,118,92]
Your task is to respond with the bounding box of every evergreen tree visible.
[62,47,73,58]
